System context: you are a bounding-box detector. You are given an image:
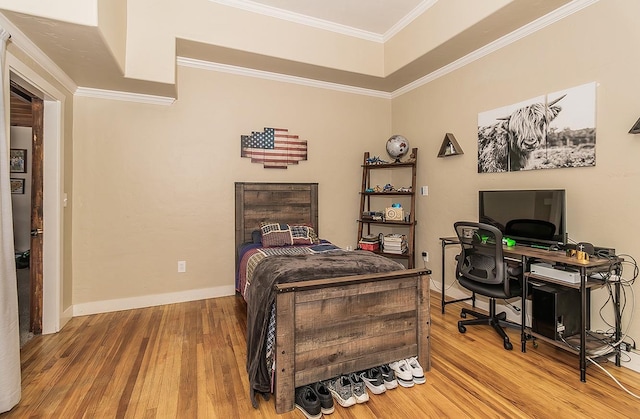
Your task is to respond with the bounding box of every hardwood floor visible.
[3,292,639,418]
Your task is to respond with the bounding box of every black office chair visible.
[505,219,556,241]
[453,221,523,350]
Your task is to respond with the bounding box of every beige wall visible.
[393,0,640,339]
[72,65,391,305]
[125,0,384,85]
[384,0,511,74]
[7,0,637,351]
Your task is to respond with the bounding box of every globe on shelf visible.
[386,135,410,162]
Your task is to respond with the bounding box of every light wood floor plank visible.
[2,292,640,418]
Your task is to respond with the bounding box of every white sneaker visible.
[388,359,414,388]
[406,357,426,384]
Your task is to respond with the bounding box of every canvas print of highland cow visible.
[477,82,596,173]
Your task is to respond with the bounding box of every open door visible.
[29,97,43,334]
[10,81,43,335]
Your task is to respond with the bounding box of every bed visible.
[235,182,431,413]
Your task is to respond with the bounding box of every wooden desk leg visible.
[580,267,587,382]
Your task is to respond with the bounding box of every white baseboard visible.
[72,285,236,317]
[437,284,640,374]
[61,305,73,330]
[613,351,640,374]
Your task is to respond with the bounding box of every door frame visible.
[8,54,67,334]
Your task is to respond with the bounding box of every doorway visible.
[9,80,44,346]
[8,52,67,336]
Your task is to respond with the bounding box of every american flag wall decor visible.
[240,127,308,169]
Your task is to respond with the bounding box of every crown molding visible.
[1,0,598,103]
[383,0,438,42]
[177,56,391,99]
[209,0,384,42]
[75,87,176,105]
[0,12,77,94]
[392,0,599,97]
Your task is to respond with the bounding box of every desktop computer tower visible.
[531,283,590,341]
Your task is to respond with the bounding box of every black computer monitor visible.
[478,189,567,248]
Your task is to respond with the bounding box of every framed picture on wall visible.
[10,178,25,194]
[10,148,27,173]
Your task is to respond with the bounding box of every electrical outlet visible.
[422,251,429,262]
[178,260,186,273]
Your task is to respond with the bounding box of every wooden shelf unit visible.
[357,148,417,268]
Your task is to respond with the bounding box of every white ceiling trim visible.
[75,87,176,105]
[392,0,599,98]
[0,0,598,104]
[177,56,392,99]
[382,0,438,42]
[0,12,77,95]
[181,0,598,100]
[209,0,385,42]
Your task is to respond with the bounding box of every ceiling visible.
[0,0,580,99]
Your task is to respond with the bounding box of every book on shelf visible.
[383,236,408,253]
[383,234,406,243]
[360,234,380,243]
[384,247,408,254]
[383,239,408,251]
[384,242,406,249]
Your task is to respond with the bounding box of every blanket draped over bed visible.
[246,249,404,396]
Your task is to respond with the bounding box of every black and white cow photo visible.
[477,82,596,173]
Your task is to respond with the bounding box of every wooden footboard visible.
[274,268,431,413]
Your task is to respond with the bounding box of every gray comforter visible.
[245,249,404,403]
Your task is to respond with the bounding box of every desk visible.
[439,237,621,382]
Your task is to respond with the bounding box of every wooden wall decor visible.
[240,127,308,169]
[437,133,464,157]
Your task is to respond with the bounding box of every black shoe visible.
[295,385,322,419]
[312,381,334,414]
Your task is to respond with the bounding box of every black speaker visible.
[531,284,590,341]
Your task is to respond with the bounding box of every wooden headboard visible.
[235,182,319,249]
